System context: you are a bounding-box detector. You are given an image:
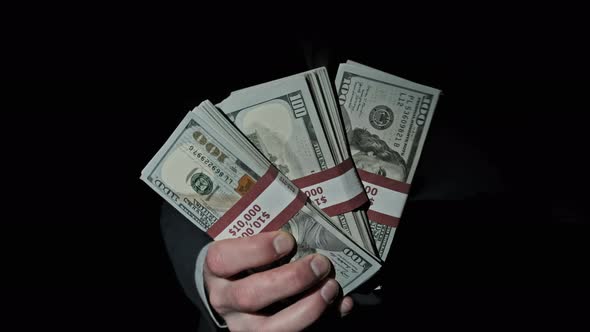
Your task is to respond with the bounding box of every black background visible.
[3,7,589,331]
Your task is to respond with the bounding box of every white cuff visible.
[195,243,228,329]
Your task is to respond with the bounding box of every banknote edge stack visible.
[335,61,441,260]
[218,67,377,256]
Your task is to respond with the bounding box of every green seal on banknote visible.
[369,105,394,130]
[190,172,214,195]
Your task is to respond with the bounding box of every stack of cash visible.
[141,100,381,294]
[218,68,375,254]
[335,61,440,260]
[141,61,440,293]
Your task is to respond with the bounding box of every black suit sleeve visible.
[160,203,220,332]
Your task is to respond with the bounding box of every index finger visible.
[205,231,295,278]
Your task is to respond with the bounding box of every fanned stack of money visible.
[141,61,440,294]
[335,61,441,260]
[217,68,376,255]
[141,100,381,294]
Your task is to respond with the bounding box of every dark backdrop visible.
[3,8,588,331]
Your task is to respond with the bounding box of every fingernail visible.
[310,255,330,278]
[340,297,354,317]
[320,279,339,304]
[273,232,292,255]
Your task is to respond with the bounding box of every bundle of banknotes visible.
[141,61,440,294]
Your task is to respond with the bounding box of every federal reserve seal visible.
[369,105,394,130]
[190,172,214,195]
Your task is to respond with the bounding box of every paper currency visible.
[335,61,441,260]
[141,100,381,293]
[218,68,377,256]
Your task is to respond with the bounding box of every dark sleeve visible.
[160,203,220,332]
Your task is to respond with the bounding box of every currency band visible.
[357,169,411,227]
[292,158,368,217]
[207,166,307,240]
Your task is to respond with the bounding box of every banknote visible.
[336,62,440,259]
[141,101,381,293]
[217,71,376,255]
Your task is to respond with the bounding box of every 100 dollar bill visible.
[218,74,373,253]
[336,62,440,260]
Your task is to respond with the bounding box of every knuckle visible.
[226,318,252,332]
[226,321,241,332]
[259,263,314,295]
[258,323,274,332]
[282,264,310,288]
[230,284,259,312]
[205,243,227,276]
[207,287,227,314]
[225,312,265,332]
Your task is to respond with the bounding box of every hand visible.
[204,231,354,331]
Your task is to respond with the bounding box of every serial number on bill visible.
[187,145,233,185]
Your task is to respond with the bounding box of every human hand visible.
[204,231,354,331]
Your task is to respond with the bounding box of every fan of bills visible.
[141,61,441,294]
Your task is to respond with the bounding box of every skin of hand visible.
[204,231,354,331]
